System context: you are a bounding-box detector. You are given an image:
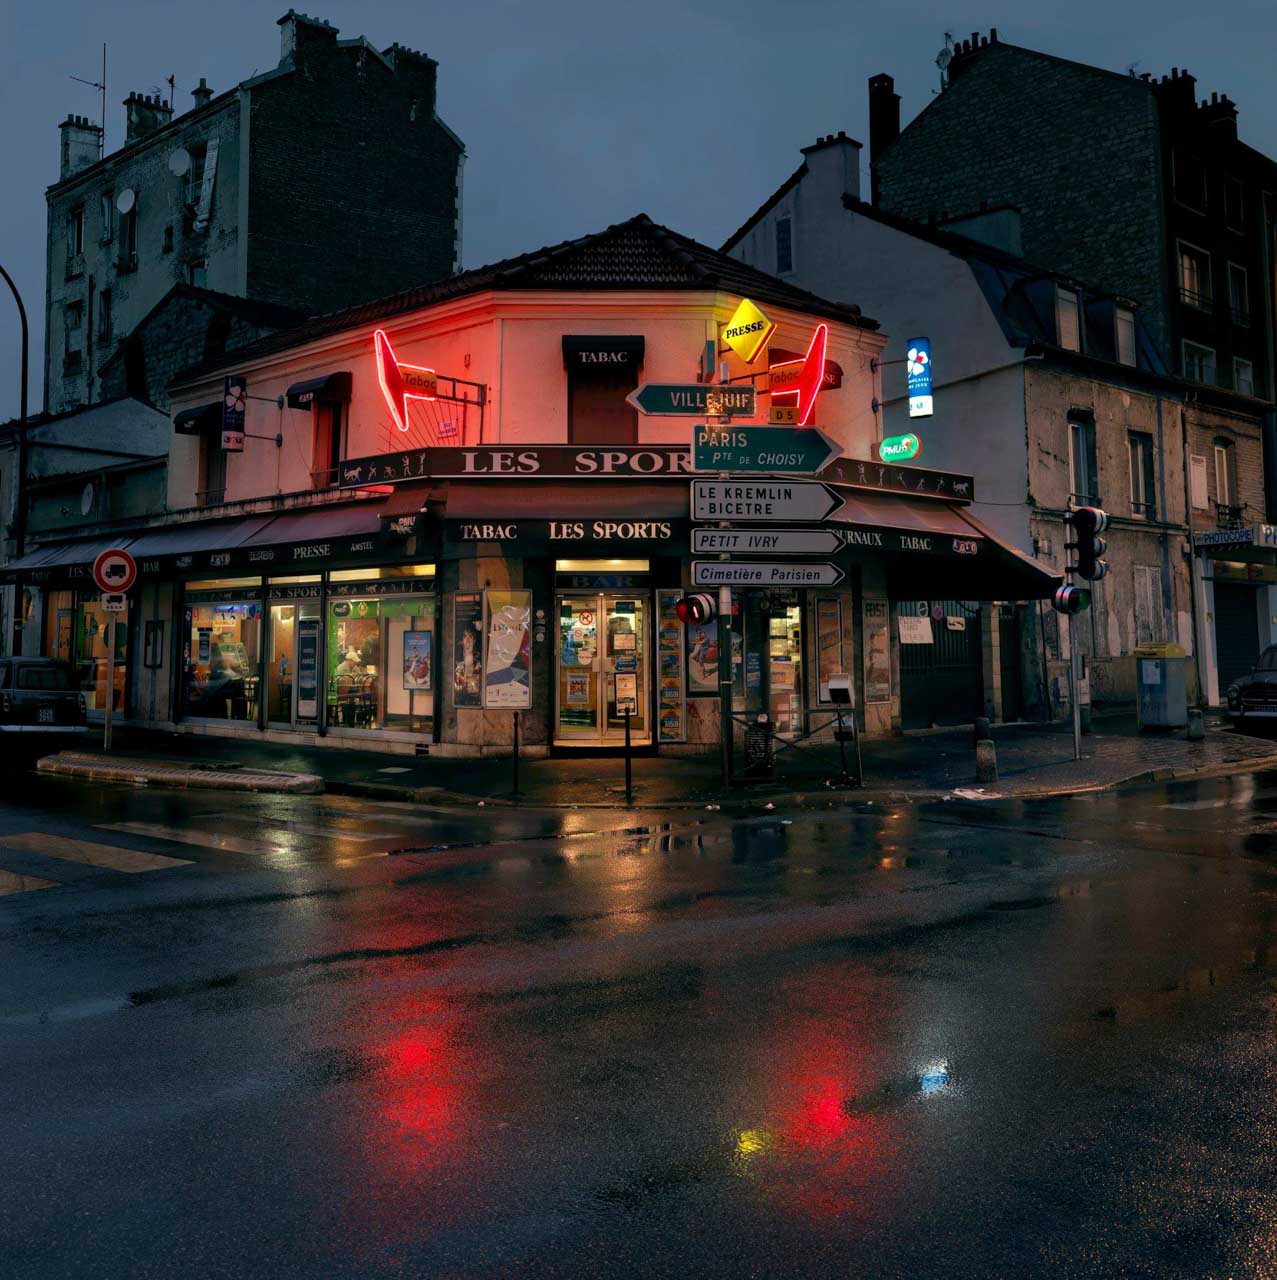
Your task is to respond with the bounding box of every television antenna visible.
[69,43,107,157]
[936,32,954,91]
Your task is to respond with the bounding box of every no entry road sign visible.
[691,479,842,522]
[692,560,845,587]
[693,424,839,474]
[93,547,137,594]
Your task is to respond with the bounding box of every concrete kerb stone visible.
[37,752,323,795]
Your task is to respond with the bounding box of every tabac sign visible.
[722,297,776,365]
[375,328,438,432]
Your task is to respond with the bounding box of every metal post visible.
[103,614,116,752]
[0,263,29,657]
[1068,589,1081,763]
[512,710,520,797]
[623,706,633,804]
[718,585,732,787]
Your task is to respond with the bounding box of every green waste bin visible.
[1134,643,1188,729]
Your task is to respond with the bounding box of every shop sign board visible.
[375,329,437,433]
[693,424,839,474]
[627,383,755,417]
[907,338,933,418]
[222,375,246,451]
[692,527,843,555]
[93,547,137,594]
[878,433,921,463]
[692,560,845,587]
[691,479,841,522]
[338,445,694,486]
[722,297,776,365]
[822,457,974,502]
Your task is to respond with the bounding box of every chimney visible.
[384,43,439,114]
[59,114,102,180]
[1153,66,1197,118]
[124,92,173,144]
[868,74,901,205]
[277,9,339,68]
[191,77,213,109]
[800,130,862,206]
[1199,91,1238,141]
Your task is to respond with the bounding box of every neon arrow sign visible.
[768,323,829,427]
[374,328,438,433]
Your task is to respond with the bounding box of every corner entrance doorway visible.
[555,593,649,746]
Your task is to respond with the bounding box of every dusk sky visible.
[3,1,1275,420]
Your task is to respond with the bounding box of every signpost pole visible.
[718,585,732,788]
[1066,551,1082,762]
[623,706,633,805]
[103,614,116,753]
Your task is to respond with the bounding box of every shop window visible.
[1115,307,1136,366]
[1068,413,1098,505]
[1127,431,1156,519]
[564,337,642,444]
[41,589,126,713]
[768,603,804,737]
[1056,288,1080,351]
[182,584,262,721]
[311,401,345,488]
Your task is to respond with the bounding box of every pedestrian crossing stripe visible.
[0,870,59,897]
[1,832,192,874]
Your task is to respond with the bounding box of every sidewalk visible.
[35,713,1277,808]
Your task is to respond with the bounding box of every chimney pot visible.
[867,72,901,205]
[191,77,213,108]
[990,27,998,41]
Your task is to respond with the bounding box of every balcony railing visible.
[1216,502,1246,529]
[1180,285,1213,311]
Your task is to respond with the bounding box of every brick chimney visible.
[1199,90,1238,141]
[384,43,438,114]
[124,92,173,144]
[800,131,861,208]
[867,74,900,205]
[278,9,339,68]
[948,28,999,82]
[1153,67,1198,119]
[191,77,213,109]
[59,114,102,179]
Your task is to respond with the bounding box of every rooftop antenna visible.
[1125,60,1141,77]
[936,32,954,92]
[167,74,175,109]
[69,43,107,157]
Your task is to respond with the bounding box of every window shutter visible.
[1190,455,1208,509]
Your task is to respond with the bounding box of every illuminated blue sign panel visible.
[907,337,933,419]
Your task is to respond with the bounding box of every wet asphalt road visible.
[5,770,1277,1277]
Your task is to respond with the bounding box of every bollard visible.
[975,738,998,784]
[973,716,991,747]
[511,711,521,798]
[1186,707,1205,742]
[623,706,633,805]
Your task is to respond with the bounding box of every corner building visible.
[7,216,1055,756]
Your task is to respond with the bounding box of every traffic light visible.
[675,593,717,625]
[1066,507,1109,581]
[1053,585,1092,615]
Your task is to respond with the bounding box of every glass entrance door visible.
[556,594,649,744]
[267,601,320,727]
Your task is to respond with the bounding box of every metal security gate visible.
[998,604,1024,722]
[1213,582,1261,696]
[898,600,983,730]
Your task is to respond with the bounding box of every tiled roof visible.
[170,214,876,387]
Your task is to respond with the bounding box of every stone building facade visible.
[44,8,464,414]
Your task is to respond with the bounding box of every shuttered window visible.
[1134,566,1165,645]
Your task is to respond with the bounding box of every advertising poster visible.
[614,672,638,715]
[197,626,212,664]
[402,630,432,691]
[898,615,933,645]
[453,594,483,707]
[296,620,320,719]
[566,673,591,705]
[656,590,686,742]
[816,598,843,703]
[483,589,532,709]
[864,600,892,703]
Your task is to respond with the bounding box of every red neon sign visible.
[769,325,829,426]
[374,328,437,433]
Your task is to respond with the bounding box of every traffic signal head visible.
[675,593,717,625]
[1067,506,1109,580]
[1053,585,1092,615]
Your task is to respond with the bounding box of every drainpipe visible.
[1180,402,1206,705]
[1260,193,1277,518]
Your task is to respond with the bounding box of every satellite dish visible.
[80,482,95,517]
[936,46,953,70]
[116,188,136,214]
[167,148,191,177]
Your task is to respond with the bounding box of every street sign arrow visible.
[692,526,844,555]
[691,479,843,523]
[692,560,845,587]
[693,424,840,474]
[627,383,755,417]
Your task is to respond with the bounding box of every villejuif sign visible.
[907,337,933,418]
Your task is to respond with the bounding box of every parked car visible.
[0,658,88,750]
[1225,646,1277,728]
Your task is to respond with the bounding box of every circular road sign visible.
[93,547,137,595]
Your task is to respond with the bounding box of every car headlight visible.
[1227,684,1241,704]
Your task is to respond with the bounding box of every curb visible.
[37,753,324,795]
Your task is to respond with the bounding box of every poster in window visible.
[686,611,744,697]
[566,673,591,705]
[197,626,212,664]
[816,598,843,702]
[296,619,320,719]
[402,629,432,691]
[656,589,686,742]
[863,599,892,703]
[453,594,483,707]
[483,589,532,709]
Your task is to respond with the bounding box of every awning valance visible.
[286,372,352,410]
[173,403,220,435]
[1,534,137,576]
[126,516,275,560]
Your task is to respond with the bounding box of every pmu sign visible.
[222,375,246,452]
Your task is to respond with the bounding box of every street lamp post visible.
[0,263,29,655]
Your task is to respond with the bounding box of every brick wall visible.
[876,42,1172,358]
[245,43,462,313]
[1187,400,1266,530]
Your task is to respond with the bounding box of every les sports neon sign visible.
[374,329,438,432]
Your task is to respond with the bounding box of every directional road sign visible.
[693,424,839,474]
[693,560,845,587]
[93,547,137,594]
[692,527,844,555]
[627,383,755,417]
[691,479,842,523]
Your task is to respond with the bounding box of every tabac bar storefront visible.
[4,444,1056,755]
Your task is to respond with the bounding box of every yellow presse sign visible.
[722,297,776,365]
